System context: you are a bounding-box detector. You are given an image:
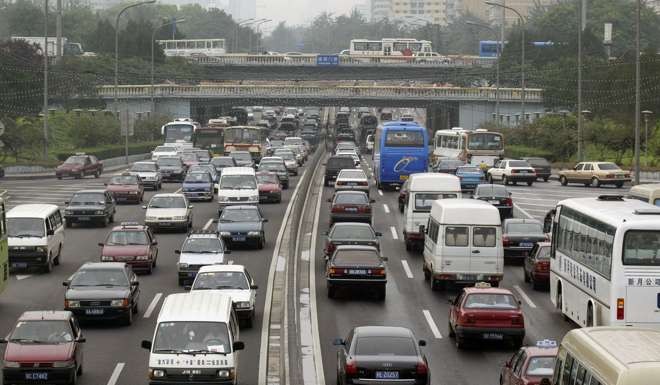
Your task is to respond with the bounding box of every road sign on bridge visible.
[316,55,339,66]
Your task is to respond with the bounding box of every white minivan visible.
[402,173,462,251]
[141,291,244,384]
[422,199,503,290]
[217,167,259,214]
[6,204,65,273]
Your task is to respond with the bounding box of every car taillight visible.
[345,360,358,376]
[625,174,631,178]
[460,313,476,324]
[325,242,336,255]
[504,198,513,206]
[358,181,368,186]
[511,315,524,325]
[337,181,346,186]
[511,169,519,174]
[371,268,385,276]
[331,205,344,213]
[329,267,345,276]
[415,361,428,376]
[617,298,625,320]
[360,206,371,213]
[502,235,510,247]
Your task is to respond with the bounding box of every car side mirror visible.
[64,201,69,205]
[447,297,454,304]
[381,256,388,261]
[262,219,269,223]
[62,281,70,287]
[0,338,6,344]
[175,250,181,254]
[327,198,332,202]
[103,183,107,186]
[141,340,152,350]
[47,229,54,236]
[131,281,139,287]
[224,250,231,254]
[98,243,104,247]
[250,284,259,290]
[370,199,376,203]
[152,241,158,246]
[189,205,195,209]
[419,225,426,234]
[518,300,522,305]
[76,338,86,343]
[142,205,147,209]
[418,339,426,347]
[233,341,245,351]
[323,231,329,235]
[322,163,327,166]
[375,232,383,236]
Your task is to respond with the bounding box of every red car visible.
[256,171,282,203]
[500,340,558,385]
[98,222,158,274]
[1,311,85,385]
[524,242,551,290]
[329,191,374,225]
[398,178,410,213]
[55,153,103,179]
[448,283,525,349]
[105,173,144,204]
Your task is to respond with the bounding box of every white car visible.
[336,150,360,167]
[129,161,162,190]
[334,168,370,196]
[151,145,178,161]
[143,193,193,232]
[191,264,258,328]
[273,149,299,175]
[335,142,358,155]
[285,145,305,165]
[175,231,229,287]
[487,159,537,186]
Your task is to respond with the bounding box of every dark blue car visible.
[182,171,214,201]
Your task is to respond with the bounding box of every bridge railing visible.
[97,85,542,102]
[190,54,495,67]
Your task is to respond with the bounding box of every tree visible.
[0,40,44,116]
[88,18,115,55]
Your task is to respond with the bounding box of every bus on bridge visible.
[157,38,226,57]
[349,38,432,56]
[373,121,429,189]
[432,128,503,167]
[223,126,269,161]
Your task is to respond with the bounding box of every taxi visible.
[499,340,558,385]
[98,222,158,274]
[448,282,525,349]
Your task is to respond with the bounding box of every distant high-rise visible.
[390,0,447,25]
[371,0,391,22]
[486,0,553,26]
[229,0,256,20]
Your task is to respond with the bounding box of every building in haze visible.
[390,0,447,25]
[486,0,554,26]
[229,0,256,20]
[371,0,391,21]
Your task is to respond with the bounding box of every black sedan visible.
[334,326,430,385]
[210,156,237,175]
[522,157,552,182]
[326,245,387,300]
[329,191,374,225]
[473,184,513,219]
[63,262,140,326]
[503,218,547,259]
[217,205,268,249]
[324,222,382,256]
[157,156,187,182]
[64,190,116,227]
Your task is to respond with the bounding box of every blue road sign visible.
[316,55,339,66]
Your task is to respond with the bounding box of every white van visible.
[217,167,259,213]
[365,134,374,153]
[402,173,462,251]
[141,291,244,384]
[6,204,65,273]
[422,199,503,290]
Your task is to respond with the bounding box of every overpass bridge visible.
[96,84,545,129]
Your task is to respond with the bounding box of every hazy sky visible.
[257,0,363,28]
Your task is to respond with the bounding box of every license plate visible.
[345,208,358,212]
[25,372,48,380]
[458,274,477,281]
[160,222,171,226]
[519,170,527,174]
[347,182,357,186]
[375,371,399,379]
[520,242,534,248]
[85,308,104,315]
[78,216,90,221]
[489,200,500,204]
[483,333,503,340]
[400,175,409,181]
[348,269,367,275]
[232,236,246,242]
[616,175,623,179]
[12,262,27,268]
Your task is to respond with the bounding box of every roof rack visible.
[474,282,492,288]
[597,195,624,201]
[188,230,218,235]
[634,208,660,215]
[536,339,558,348]
[120,221,140,227]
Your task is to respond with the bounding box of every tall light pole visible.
[114,0,156,165]
[486,1,525,128]
[642,110,653,166]
[253,19,271,54]
[580,110,591,158]
[234,18,255,53]
[577,0,587,162]
[466,20,500,129]
[43,0,49,160]
[152,18,186,112]
[634,0,641,184]
[247,18,268,54]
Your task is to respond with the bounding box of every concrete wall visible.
[105,99,191,120]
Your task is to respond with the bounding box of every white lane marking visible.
[390,226,399,240]
[106,363,125,385]
[15,275,31,280]
[383,204,390,214]
[401,260,413,279]
[378,189,384,196]
[143,293,163,318]
[203,218,214,230]
[514,285,537,309]
[422,310,443,339]
[175,188,182,193]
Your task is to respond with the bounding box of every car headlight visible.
[248,231,261,237]
[217,369,234,379]
[145,216,157,221]
[3,360,19,368]
[111,299,128,307]
[250,195,259,201]
[95,210,104,215]
[53,360,75,368]
[174,216,187,221]
[235,301,252,309]
[36,246,48,253]
[65,210,73,215]
[219,231,231,237]
[219,196,230,202]
[150,369,166,379]
[66,300,80,308]
[129,191,138,195]
[178,262,189,269]
[136,255,149,261]
[101,256,114,262]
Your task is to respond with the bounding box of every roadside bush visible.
[54,141,160,161]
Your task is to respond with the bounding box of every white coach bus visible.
[550,195,660,328]
[156,39,226,57]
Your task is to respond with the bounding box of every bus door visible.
[383,41,393,56]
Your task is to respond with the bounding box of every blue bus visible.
[373,122,429,189]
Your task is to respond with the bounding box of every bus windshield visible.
[623,230,660,266]
[385,131,424,147]
[164,125,193,142]
[225,128,261,143]
[467,133,503,151]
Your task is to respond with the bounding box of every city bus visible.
[0,195,7,295]
[223,126,269,161]
[373,121,429,189]
[156,39,226,57]
[193,119,229,156]
[161,118,200,149]
[349,38,432,56]
[432,128,504,166]
[550,195,660,328]
[554,327,660,385]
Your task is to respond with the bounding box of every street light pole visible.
[152,18,186,112]
[577,0,586,162]
[114,0,156,165]
[43,0,49,160]
[235,18,255,53]
[634,0,641,184]
[466,21,500,129]
[642,110,653,166]
[252,19,271,54]
[486,1,525,128]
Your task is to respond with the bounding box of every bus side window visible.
[569,358,579,385]
[552,358,562,385]
[561,355,573,385]
[575,365,587,385]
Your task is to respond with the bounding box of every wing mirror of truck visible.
[141,340,152,350]
[419,225,426,234]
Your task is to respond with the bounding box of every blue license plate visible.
[85,308,104,315]
[232,236,246,242]
[375,371,399,379]
[520,242,534,248]
[12,262,27,268]
[25,372,48,380]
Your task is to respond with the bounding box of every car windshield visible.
[536,246,551,260]
[182,238,224,253]
[153,321,230,354]
[157,158,182,167]
[109,176,138,185]
[220,208,260,222]
[623,230,660,266]
[284,138,303,146]
[64,156,86,165]
[10,320,74,344]
[330,225,374,240]
[131,163,157,172]
[149,196,186,209]
[7,218,45,237]
[155,146,176,153]
[211,158,235,167]
[335,193,368,205]
[274,151,294,160]
[457,166,481,173]
[355,336,417,356]
[230,152,252,162]
[464,293,519,309]
[70,269,128,287]
[220,175,256,189]
[414,193,458,212]
[185,173,211,183]
[467,133,503,151]
[106,230,148,246]
[339,170,366,179]
[70,193,105,205]
[526,356,555,377]
[506,223,543,234]
[476,185,508,197]
[257,174,279,184]
[597,163,620,170]
[508,160,531,167]
[181,153,198,162]
[385,131,424,147]
[192,271,249,290]
[333,250,380,266]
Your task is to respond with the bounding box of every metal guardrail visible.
[97,85,543,103]
[190,54,495,68]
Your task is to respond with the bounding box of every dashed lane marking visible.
[383,204,390,214]
[15,275,31,281]
[401,260,413,279]
[390,226,399,240]
[422,310,443,339]
[143,293,163,318]
[106,363,125,385]
[378,189,384,196]
[514,285,537,309]
[203,218,214,230]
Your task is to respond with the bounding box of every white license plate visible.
[232,236,246,242]
[616,175,623,179]
[347,182,357,186]
[348,269,367,275]
[78,216,90,221]
[345,208,358,212]
[12,262,27,268]
[520,242,534,248]
[85,308,104,315]
[25,372,48,380]
[488,200,499,204]
[483,333,503,340]
[375,371,399,379]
